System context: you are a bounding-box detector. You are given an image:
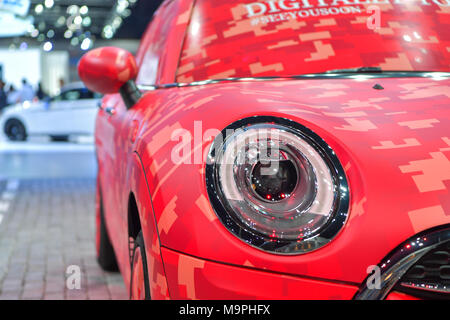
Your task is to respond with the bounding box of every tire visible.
[96,186,119,271]
[50,135,69,142]
[4,119,27,141]
[130,231,151,300]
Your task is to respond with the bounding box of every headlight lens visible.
[206,117,349,254]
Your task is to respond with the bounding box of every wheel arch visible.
[128,192,142,240]
[3,116,29,141]
[124,151,171,299]
[3,116,28,133]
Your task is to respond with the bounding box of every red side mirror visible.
[78,47,138,94]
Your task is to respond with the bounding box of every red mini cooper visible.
[79,0,450,300]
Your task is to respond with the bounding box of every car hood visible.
[134,75,450,284]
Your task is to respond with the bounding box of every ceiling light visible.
[82,17,91,27]
[80,6,89,15]
[103,25,114,39]
[43,41,53,52]
[67,5,79,15]
[64,30,73,39]
[74,15,82,25]
[70,37,79,46]
[80,38,92,51]
[112,17,122,29]
[35,4,44,14]
[44,0,54,8]
[56,16,66,27]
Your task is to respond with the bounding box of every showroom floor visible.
[0,136,127,300]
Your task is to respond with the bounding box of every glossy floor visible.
[0,136,97,180]
[0,135,126,300]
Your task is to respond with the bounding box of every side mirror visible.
[78,47,141,108]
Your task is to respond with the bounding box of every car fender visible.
[133,76,450,285]
[125,151,171,299]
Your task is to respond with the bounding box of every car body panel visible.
[129,76,450,285]
[95,94,171,299]
[161,246,358,300]
[93,0,195,299]
[177,0,450,82]
[135,0,193,85]
[90,0,450,300]
[385,291,420,300]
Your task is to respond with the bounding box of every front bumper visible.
[161,247,358,300]
[160,223,450,300]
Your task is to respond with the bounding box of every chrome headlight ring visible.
[205,116,350,255]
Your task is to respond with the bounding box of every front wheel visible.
[4,119,27,141]
[95,183,118,271]
[130,231,151,300]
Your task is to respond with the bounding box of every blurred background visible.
[0,0,163,179]
[0,0,163,300]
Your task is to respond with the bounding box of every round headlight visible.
[206,117,349,254]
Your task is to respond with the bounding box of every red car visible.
[78,0,450,300]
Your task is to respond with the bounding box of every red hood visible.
[135,75,450,284]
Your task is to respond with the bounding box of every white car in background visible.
[0,82,101,141]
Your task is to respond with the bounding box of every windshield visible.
[176,0,450,82]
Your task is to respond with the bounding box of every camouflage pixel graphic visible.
[176,0,450,82]
[89,0,450,299]
[132,76,450,285]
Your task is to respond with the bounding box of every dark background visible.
[116,0,164,39]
